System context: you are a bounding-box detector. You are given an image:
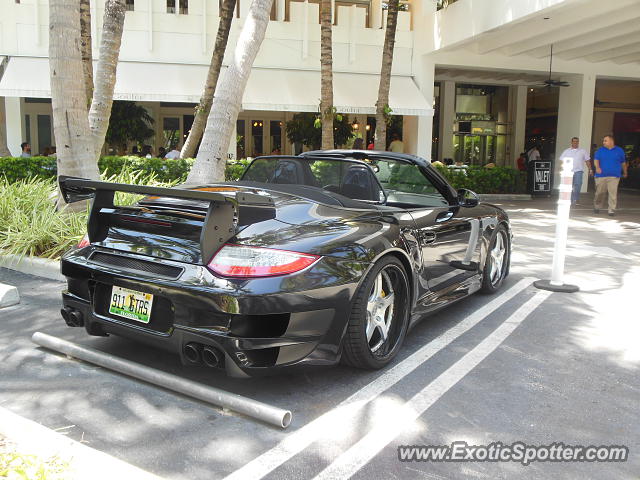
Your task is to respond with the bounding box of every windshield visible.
[242,157,385,203]
[241,156,449,207]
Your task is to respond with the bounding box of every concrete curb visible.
[0,282,20,307]
[0,253,64,282]
[0,406,164,480]
[480,194,532,202]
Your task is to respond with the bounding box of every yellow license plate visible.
[108,286,154,324]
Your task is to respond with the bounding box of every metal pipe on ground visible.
[31,332,292,429]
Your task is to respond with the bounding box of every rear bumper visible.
[60,247,368,377]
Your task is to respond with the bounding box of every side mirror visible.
[457,188,479,208]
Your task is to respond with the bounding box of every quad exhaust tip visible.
[202,346,222,368]
[183,342,202,364]
[183,343,223,368]
[60,307,84,327]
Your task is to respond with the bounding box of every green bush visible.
[99,156,194,183]
[0,156,57,183]
[0,167,177,259]
[0,156,250,184]
[433,164,527,194]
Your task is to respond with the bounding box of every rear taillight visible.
[207,244,320,277]
[77,234,90,248]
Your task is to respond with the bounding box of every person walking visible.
[559,137,590,205]
[593,134,628,216]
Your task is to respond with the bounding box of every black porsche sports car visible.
[59,150,511,377]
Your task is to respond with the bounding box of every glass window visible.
[269,120,282,154]
[162,117,180,149]
[24,115,31,144]
[251,120,264,156]
[236,120,245,159]
[241,157,387,203]
[37,115,52,154]
[335,1,370,27]
[285,0,320,22]
[373,159,449,207]
[125,0,134,11]
[167,0,188,14]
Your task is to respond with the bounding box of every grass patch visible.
[0,436,69,480]
[0,168,178,260]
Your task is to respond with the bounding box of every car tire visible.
[480,224,510,294]
[342,256,410,370]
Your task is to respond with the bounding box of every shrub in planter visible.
[433,164,526,194]
[0,156,57,183]
[0,156,250,184]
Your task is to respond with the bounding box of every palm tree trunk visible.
[0,99,11,157]
[181,0,236,159]
[0,60,11,155]
[49,0,100,184]
[374,0,399,151]
[320,0,334,150]
[88,0,126,159]
[186,0,274,184]
[80,0,94,108]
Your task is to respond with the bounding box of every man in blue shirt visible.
[593,135,628,216]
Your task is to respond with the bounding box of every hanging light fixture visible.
[352,117,359,130]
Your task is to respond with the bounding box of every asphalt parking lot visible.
[1,191,639,480]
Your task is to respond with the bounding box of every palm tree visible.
[181,0,237,159]
[0,58,11,156]
[80,0,93,108]
[320,0,334,150]
[88,0,126,158]
[49,0,100,182]
[374,0,400,150]
[186,0,275,184]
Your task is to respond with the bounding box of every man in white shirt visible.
[165,145,181,159]
[559,137,590,205]
[527,145,541,164]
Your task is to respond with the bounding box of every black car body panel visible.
[59,151,511,377]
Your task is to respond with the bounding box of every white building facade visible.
[1,0,639,187]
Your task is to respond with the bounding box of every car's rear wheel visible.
[342,257,410,369]
[480,225,510,294]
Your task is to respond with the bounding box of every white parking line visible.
[224,277,535,480]
[313,289,552,480]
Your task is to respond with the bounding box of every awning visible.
[0,57,433,116]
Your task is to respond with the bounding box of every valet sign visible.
[534,161,551,192]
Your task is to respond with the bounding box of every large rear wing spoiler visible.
[59,176,274,262]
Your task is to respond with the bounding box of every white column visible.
[370,0,382,29]
[148,0,154,51]
[510,85,527,167]
[555,73,596,192]
[34,0,41,46]
[4,97,23,157]
[277,0,285,21]
[349,5,357,63]
[202,0,207,53]
[407,55,436,161]
[302,0,309,59]
[438,80,455,162]
[403,115,433,159]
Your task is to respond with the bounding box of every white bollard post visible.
[534,157,579,293]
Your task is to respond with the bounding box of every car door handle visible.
[436,211,454,223]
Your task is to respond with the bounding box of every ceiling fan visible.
[535,44,570,89]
